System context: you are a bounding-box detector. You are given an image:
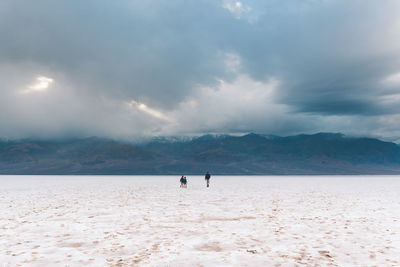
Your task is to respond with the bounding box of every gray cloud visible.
[1,0,400,140]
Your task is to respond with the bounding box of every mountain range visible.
[1,133,400,174]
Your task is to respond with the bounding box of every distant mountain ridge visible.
[1,133,400,174]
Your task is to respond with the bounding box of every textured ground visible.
[0,175,400,266]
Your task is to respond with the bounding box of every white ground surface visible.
[0,175,400,266]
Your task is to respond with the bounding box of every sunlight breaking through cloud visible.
[20,76,53,94]
[128,100,175,123]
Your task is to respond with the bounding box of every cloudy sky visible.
[1,0,400,141]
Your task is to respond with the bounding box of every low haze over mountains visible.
[1,133,400,175]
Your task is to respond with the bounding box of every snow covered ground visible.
[0,175,399,266]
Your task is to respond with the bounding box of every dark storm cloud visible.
[0,0,400,139]
[0,0,237,106]
[231,0,400,116]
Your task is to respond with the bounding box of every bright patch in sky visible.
[128,100,174,123]
[222,0,250,19]
[383,72,400,86]
[20,76,53,94]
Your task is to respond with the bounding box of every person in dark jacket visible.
[205,171,211,187]
[182,176,187,188]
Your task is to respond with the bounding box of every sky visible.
[1,0,400,141]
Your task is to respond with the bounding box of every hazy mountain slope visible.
[1,133,400,174]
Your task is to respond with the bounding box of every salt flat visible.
[0,175,399,266]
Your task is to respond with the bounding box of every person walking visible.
[182,176,187,188]
[180,176,185,188]
[205,171,211,187]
